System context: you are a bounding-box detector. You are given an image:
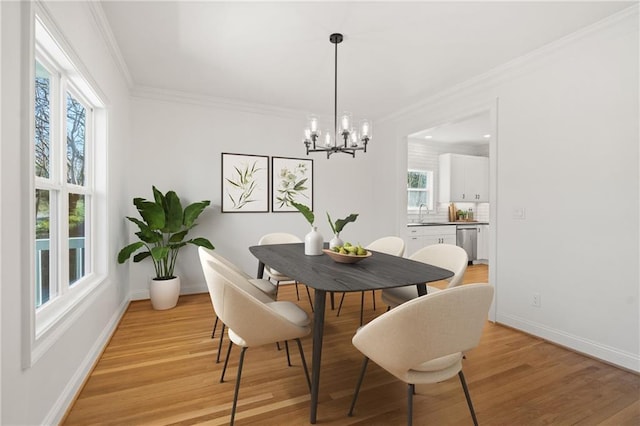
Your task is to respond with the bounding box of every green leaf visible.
[152,186,164,208]
[117,242,145,263]
[133,251,151,262]
[189,237,214,249]
[150,246,170,261]
[334,213,359,233]
[135,200,165,230]
[163,190,183,233]
[135,230,162,244]
[291,202,314,225]
[326,212,337,234]
[168,230,188,243]
[183,200,210,227]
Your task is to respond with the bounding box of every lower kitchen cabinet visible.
[406,225,456,257]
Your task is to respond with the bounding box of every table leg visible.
[417,283,427,296]
[256,260,265,279]
[310,289,326,424]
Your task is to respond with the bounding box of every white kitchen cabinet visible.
[439,153,489,202]
[406,225,456,257]
[477,224,490,261]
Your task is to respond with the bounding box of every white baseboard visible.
[42,296,130,425]
[497,313,640,372]
[129,282,207,301]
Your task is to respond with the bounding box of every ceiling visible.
[100,1,632,122]
[409,110,492,145]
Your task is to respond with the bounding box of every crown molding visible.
[381,3,639,124]
[86,1,134,89]
[131,85,305,119]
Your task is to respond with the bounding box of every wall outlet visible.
[532,293,541,307]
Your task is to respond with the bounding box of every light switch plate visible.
[513,207,526,219]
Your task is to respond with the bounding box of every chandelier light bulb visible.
[360,119,371,138]
[308,115,319,134]
[324,130,333,147]
[340,112,352,132]
[350,130,359,147]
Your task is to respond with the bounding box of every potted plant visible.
[117,186,214,310]
[326,212,359,249]
[291,201,323,255]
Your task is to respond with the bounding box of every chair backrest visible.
[409,244,468,288]
[352,283,494,380]
[202,256,310,347]
[198,247,272,303]
[366,236,406,257]
[258,232,302,245]
[198,246,249,277]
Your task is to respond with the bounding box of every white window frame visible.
[26,10,109,366]
[407,169,434,212]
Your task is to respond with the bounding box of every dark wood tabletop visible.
[249,243,454,293]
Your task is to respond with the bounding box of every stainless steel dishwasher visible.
[456,224,478,263]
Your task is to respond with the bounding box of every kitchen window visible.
[30,13,108,359]
[407,169,434,211]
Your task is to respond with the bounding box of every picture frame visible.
[272,157,313,212]
[221,153,269,213]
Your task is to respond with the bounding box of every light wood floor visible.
[63,264,639,425]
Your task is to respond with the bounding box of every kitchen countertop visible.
[407,221,489,227]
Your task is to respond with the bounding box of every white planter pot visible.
[329,233,343,249]
[305,226,323,256]
[149,276,181,310]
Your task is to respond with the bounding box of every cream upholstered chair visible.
[198,247,277,362]
[201,256,311,425]
[259,232,314,310]
[336,236,406,325]
[349,283,494,426]
[381,243,467,309]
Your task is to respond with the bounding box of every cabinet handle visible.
[462,193,465,199]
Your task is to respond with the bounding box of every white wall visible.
[0,2,131,424]
[386,7,639,370]
[127,95,394,298]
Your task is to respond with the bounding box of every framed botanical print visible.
[272,157,313,212]
[221,153,269,213]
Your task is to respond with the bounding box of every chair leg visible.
[220,340,234,383]
[305,286,314,312]
[348,357,369,416]
[371,290,376,310]
[296,338,311,391]
[359,292,365,326]
[285,340,291,367]
[274,281,280,300]
[407,383,415,426]
[459,371,479,426]
[336,292,346,317]
[295,281,301,300]
[216,323,226,363]
[230,347,247,426]
[211,316,218,339]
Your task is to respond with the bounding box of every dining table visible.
[248,242,454,424]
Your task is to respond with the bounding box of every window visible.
[407,169,434,211]
[31,14,106,345]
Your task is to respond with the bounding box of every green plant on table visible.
[117,186,214,280]
[291,201,314,226]
[326,212,359,236]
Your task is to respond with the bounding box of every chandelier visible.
[303,33,371,158]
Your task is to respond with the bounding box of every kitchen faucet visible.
[418,203,426,223]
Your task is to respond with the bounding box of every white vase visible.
[305,226,323,256]
[329,233,343,249]
[149,276,181,310]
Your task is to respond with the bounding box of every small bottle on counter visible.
[468,208,474,220]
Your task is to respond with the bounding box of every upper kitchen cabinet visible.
[439,153,489,202]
